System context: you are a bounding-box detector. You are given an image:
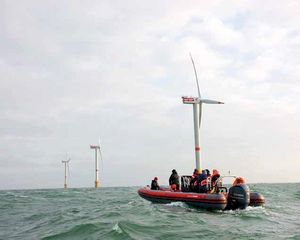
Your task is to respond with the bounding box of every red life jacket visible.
[200,179,207,186]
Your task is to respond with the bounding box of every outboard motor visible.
[226,184,250,210]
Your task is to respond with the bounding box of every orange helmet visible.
[233,177,246,186]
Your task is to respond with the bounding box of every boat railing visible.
[213,175,237,193]
[216,175,237,186]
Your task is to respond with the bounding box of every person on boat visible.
[211,169,220,186]
[210,169,221,193]
[196,170,208,193]
[190,169,200,192]
[169,169,180,190]
[151,177,160,190]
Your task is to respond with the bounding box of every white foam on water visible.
[112,223,123,234]
[166,202,185,207]
[222,206,266,215]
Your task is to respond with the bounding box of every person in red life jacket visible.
[169,169,180,190]
[233,177,246,186]
[190,169,200,192]
[151,177,160,190]
[196,170,208,193]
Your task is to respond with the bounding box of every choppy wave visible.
[0,184,300,239]
[295,191,300,199]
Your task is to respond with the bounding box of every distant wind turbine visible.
[62,156,71,189]
[90,139,102,188]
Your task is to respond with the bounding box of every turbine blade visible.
[98,136,103,171]
[189,52,201,98]
[199,103,202,128]
[99,148,104,172]
[201,99,224,104]
[67,162,70,177]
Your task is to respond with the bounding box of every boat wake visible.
[166,202,186,207]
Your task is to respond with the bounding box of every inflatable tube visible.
[249,192,265,207]
[138,187,227,210]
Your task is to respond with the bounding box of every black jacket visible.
[169,173,179,185]
[151,180,159,190]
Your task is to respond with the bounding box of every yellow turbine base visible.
[95,180,100,188]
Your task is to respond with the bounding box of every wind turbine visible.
[90,139,102,188]
[62,156,71,189]
[182,53,224,171]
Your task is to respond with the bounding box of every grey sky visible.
[1,0,300,189]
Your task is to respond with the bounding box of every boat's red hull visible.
[138,187,227,210]
[138,187,265,210]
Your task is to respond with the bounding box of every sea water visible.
[0,183,299,239]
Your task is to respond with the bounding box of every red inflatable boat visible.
[138,176,265,210]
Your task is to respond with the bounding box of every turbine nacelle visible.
[182,96,224,105]
[90,145,100,149]
[62,158,71,164]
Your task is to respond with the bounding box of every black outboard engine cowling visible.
[226,184,250,210]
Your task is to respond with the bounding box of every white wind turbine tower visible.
[90,139,101,188]
[62,156,71,189]
[182,53,224,171]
